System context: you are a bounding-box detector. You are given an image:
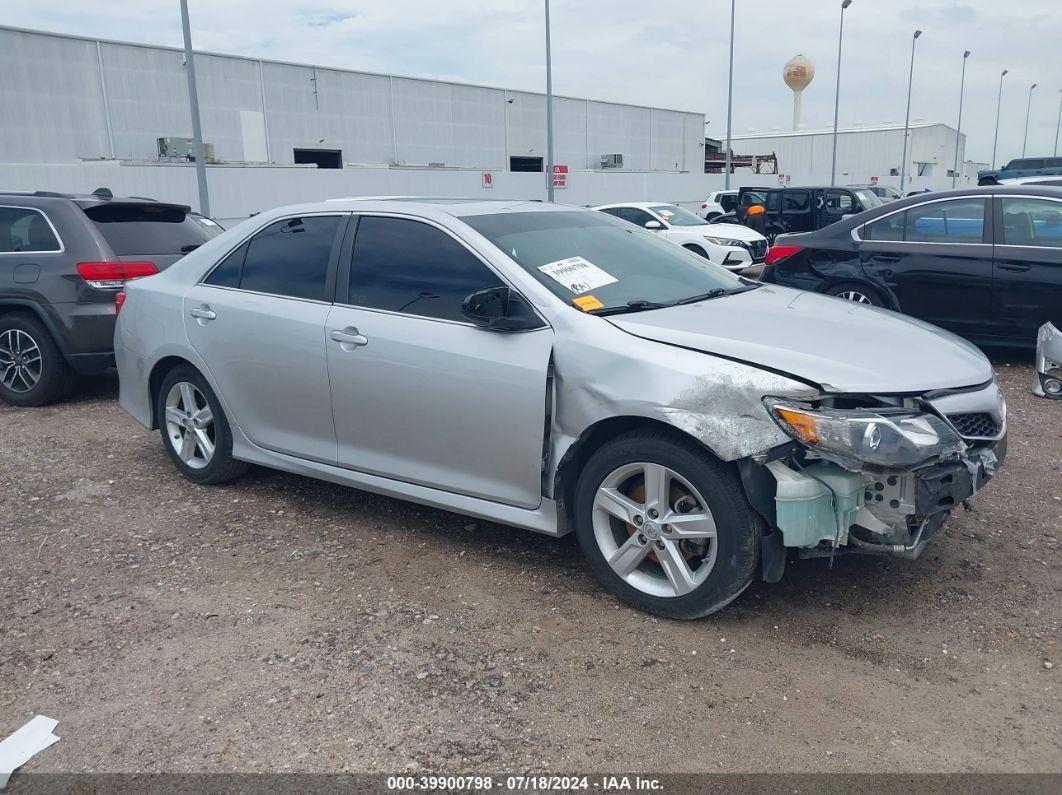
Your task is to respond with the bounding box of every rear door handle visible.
[997,263,1031,272]
[330,327,368,347]
[190,306,216,321]
[870,254,902,264]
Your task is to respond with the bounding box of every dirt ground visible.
[1,359,1058,776]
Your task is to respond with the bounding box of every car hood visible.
[605,285,993,394]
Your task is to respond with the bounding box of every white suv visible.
[699,190,739,221]
[594,202,768,270]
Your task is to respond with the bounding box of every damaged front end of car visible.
[742,381,1006,576]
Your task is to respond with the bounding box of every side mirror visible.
[461,286,544,332]
[644,220,664,230]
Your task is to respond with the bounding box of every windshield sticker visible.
[572,294,604,312]
[538,256,618,295]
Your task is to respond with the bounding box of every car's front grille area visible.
[948,412,1000,439]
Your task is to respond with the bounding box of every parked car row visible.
[4,185,1048,619]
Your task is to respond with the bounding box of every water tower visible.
[784,55,815,131]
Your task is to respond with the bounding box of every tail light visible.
[76,261,157,289]
[114,291,127,316]
[701,202,708,208]
[764,245,804,267]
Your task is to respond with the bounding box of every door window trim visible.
[855,196,994,246]
[993,194,1062,250]
[335,211,545,329]
[0,206,65,255]
[197,211,350,304]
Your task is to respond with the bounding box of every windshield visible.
[649,205,707,227]
[464,210,743,313]
[853,189,884,209]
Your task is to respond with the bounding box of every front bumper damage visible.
[743,380,1007,576]
[1034,322,1062,399]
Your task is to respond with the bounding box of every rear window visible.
[82,204,214,256]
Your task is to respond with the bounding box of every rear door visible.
[859,196,995,337]
[779,189,814,233]
[822,189,856,227]
[326,214,554,509]
[184,213,347,463]
[80,202,216,270]
[992,195,1062,342]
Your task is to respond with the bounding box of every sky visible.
[2,0,1060,166]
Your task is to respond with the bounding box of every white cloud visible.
[2,0,1060,164]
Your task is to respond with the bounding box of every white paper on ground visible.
[538,256,618,295]
[0,716,60,789]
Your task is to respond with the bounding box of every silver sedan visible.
[115,199,1006,618]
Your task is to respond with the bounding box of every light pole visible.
[544,0,555,202]
[1055,90,1062,157]
[179,0,210,217]
[1022,83,1038,157]
[952,50,970,188]
[830,0,853,188]
[992,69,1008,169]
[898,29,921,192]
[724,0,735,189]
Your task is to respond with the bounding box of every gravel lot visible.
[1,359,1058,776]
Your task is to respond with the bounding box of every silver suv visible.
[115,199,1006,618]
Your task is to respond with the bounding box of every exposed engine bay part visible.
[1034,322,1062,399]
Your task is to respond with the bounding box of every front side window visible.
[464,210,742,314]
[783,191,810,211]
[649,205,707,227]
[0,207,60,253]
[905,198,986,244]
[348,216,504,322]
[825,191,855,214]
[234,215,342,301]
[1000,198,1062,248]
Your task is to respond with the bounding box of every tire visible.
[682,244,709,259]
[156,364,249,485]
[573,428,762,619]
[825,281,885,307]
[0,312,75,407]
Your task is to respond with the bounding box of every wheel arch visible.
[147,355,200,430]
[0,300,70,357]
[823,278,896,310]
[553,415,730,524]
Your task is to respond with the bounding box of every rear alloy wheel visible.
[574,429,762,619]
[826,282,883,307]
[0,313,74,407]
[156,365,249,484]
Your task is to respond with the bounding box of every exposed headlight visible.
[703,236,746,248]
[765,399,966,469]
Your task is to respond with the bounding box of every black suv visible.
[0,191,222,406]
[759,186,883,239]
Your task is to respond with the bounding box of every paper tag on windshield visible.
[538,256,617,295]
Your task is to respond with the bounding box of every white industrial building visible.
[0,26,713,220]
[729,123,982,192]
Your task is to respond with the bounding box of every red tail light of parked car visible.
[76,261,158,289]
[764,245,804,267]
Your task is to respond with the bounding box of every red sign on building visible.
[482,171,493,189]
[552,164,568,189]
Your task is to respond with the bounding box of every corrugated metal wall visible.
[0,26,703,174]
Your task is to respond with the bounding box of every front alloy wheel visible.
[574,429,762,619]
[592,462,718,598]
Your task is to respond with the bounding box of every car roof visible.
[0,190,190,211]
[275,197,587,220]
[592,201,681,211]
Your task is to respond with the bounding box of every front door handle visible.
[997,263,1031,273]
[330,327,368,348]
[870,254,902,264]
[190,306,216,321]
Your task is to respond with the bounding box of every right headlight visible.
[765,399,966,469]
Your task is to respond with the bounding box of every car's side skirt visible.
[232,435,568,537]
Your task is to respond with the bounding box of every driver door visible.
[325,215,554,509]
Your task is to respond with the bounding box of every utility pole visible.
[724,0,735,189]
[898,30,921,192]
[830,0,853,188]
[544,0,555,202]
[180,0,210,217]
[952,50,970,189]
